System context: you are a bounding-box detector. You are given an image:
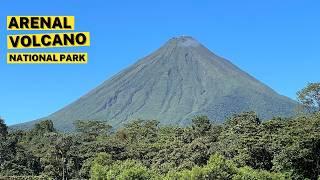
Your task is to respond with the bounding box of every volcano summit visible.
[14,36,297,131]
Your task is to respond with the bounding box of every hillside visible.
[13,36,297,131]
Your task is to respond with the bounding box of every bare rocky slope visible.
[13,36,297,131]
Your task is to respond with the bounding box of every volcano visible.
[14,36,297,131]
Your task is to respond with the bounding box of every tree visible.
[217,112,273,170]
[192,115,212,137]
[233,166,287,180]
[0,119,44,176]
[165,154,286,180]
[41,133,75,180]
[29,120,55,138]
[121,120,159,143]
[90,152,114,178]
[91,156,159,180]
[297,82,320,112]
[0,118,11,167]
[272,113,320,179]
[165,153,236,180]
[74,120,112,140]
[1,146,42,176]
[0,118,8,140]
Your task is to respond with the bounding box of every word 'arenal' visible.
[7,16,74,30]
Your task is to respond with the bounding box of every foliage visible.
[0,118,8,140]
[297,82,320,112]
[0,111,319,179]
[233,166,287,180]
[91,154,160,180]
[74,120,112,140]
[164,154,286,180]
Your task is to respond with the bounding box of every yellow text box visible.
[7,53,88,64]
[7,16,75,30]
[7,32,90,49]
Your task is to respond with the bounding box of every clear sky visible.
[1,0,319,125]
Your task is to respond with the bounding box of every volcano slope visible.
[13,36,297,131]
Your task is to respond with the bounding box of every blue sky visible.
[1,0,319,125]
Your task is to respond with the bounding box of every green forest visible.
[0,83,320,180]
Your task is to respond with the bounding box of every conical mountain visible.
[14,36,297,131]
